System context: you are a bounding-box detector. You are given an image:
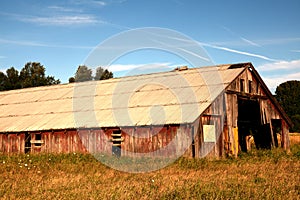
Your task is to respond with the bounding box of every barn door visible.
[237,98,262,151]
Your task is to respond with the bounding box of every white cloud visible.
[102,62,187,77]
[263,72,300,93]
[0,68,7,73]
[71,0,107,6]
[104,62,175,72]
[257,60,300,72]
[258,60,300,93]
[92,1,107,6]
[48,6,83,13]
[20,15,101,26]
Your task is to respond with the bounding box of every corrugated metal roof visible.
[0,64,247,132]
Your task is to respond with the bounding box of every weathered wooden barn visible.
[0,63,291,157]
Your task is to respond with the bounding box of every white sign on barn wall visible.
[203,125,216,142]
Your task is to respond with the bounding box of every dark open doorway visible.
[238,98,261,152]
[238,97,274,151]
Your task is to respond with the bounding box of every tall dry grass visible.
[0,144,299,200]
[290,133,300,145]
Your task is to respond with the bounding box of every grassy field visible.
[0,144,299,200]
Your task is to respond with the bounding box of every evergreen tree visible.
[19,62,60,88]
[74,66,113,82]
[6,67,21,90]
[0,71,8,91]
[94,67,113,80]
[74,65,93,82]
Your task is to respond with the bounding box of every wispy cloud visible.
[0,38,93,49]
[0,9,106,26]
[20,15,102,26]
[256,37,300,46]
[0,56,6,59]
[210,37,300,48]
[92,1,107,6]
[175,47,211,62]
[257,59,300,72]
[71,0,107,6]
[48,6,83,13]
[157,34,278,62]
[204,43,277,62]
[240,37,261,47]
[291,50,300,53]
[221,26,261,47]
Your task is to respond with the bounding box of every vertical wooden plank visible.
[52,131,56,153]
[46,131,50,153]
[232,94,238,127]
[120,129,126,156]
[233,127,239,157]
[281,121,290,152]
[3,134,8,153]
[96,129,101,153]
[66,130,70,153]
[225,93,232,157]
[88,130,94,154]
[223,125,229,155]
[0,134,2,152]
[171,126,177,156]
[157,127,162,153]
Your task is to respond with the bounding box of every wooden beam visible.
[226,90,268,99]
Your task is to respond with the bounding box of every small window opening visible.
[25,133,31,153]
[240,79,245,92]
[35,134,41,140]
[34,133,42,147]
[248,80,252,93]
[111,130,122,157]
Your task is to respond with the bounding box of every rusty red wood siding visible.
[0,133,24,154]
[0,126,194,157]
[119,125,183,157]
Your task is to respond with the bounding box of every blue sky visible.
[0,0,300,92]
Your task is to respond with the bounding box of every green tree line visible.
[0,63,113,91]
[275,80,300,132]
[0,62,60,91]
